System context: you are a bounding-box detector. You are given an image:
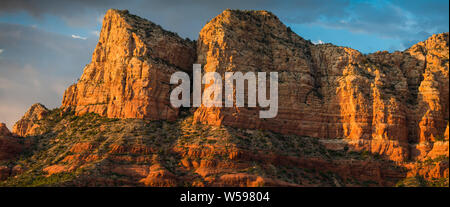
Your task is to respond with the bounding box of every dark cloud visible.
[0,0,120,17]
[0,0,123,28]
[0,0,447,40]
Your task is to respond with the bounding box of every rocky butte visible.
[62,9,196,121]
[0,9,448,187]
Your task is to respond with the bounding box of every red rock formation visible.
[193,9,449,162]
[0,123,11,137]
[173,143,405,186]
[406,161,449,180]
[62,9,196,121]
[9,9,441,186]
[0,123,23,161]
[139,164,178,187]
[12,103,49,137]
[57,9,448,162]
[0,123,25,180]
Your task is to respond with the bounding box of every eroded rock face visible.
[12,103,49,137]
[193,10,449,162]
[62,9,196,121]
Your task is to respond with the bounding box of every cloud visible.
[0,0,447,41]
[71,34,87,40]
[0,49,3,54]
[286,0,448,45]
[0,22,95,129]
[0,0,123,28]
[313,40,324,45]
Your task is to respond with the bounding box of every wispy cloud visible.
[0,0,447,51]
[0,49,3,54]
[313,40,325,45]
[71,34,87,40]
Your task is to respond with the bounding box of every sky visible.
[0,0,449,129]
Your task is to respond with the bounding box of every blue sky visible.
[0,0,449,128]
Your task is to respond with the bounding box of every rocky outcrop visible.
[0,165,24,181]
[193,10,449,162]
[12,103,49,137]
[0,123,25,180]
[0,123,11,137]
[62,9,196,121]
[1,123,23,161]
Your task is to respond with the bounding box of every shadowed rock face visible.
[0,123,23,168]
[0,123,11,137]
[193,9,449,162]
[1,123,30,181]
[62,9,196,121]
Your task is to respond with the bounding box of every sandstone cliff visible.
[193,9,449,162]
[62,9,196,121]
